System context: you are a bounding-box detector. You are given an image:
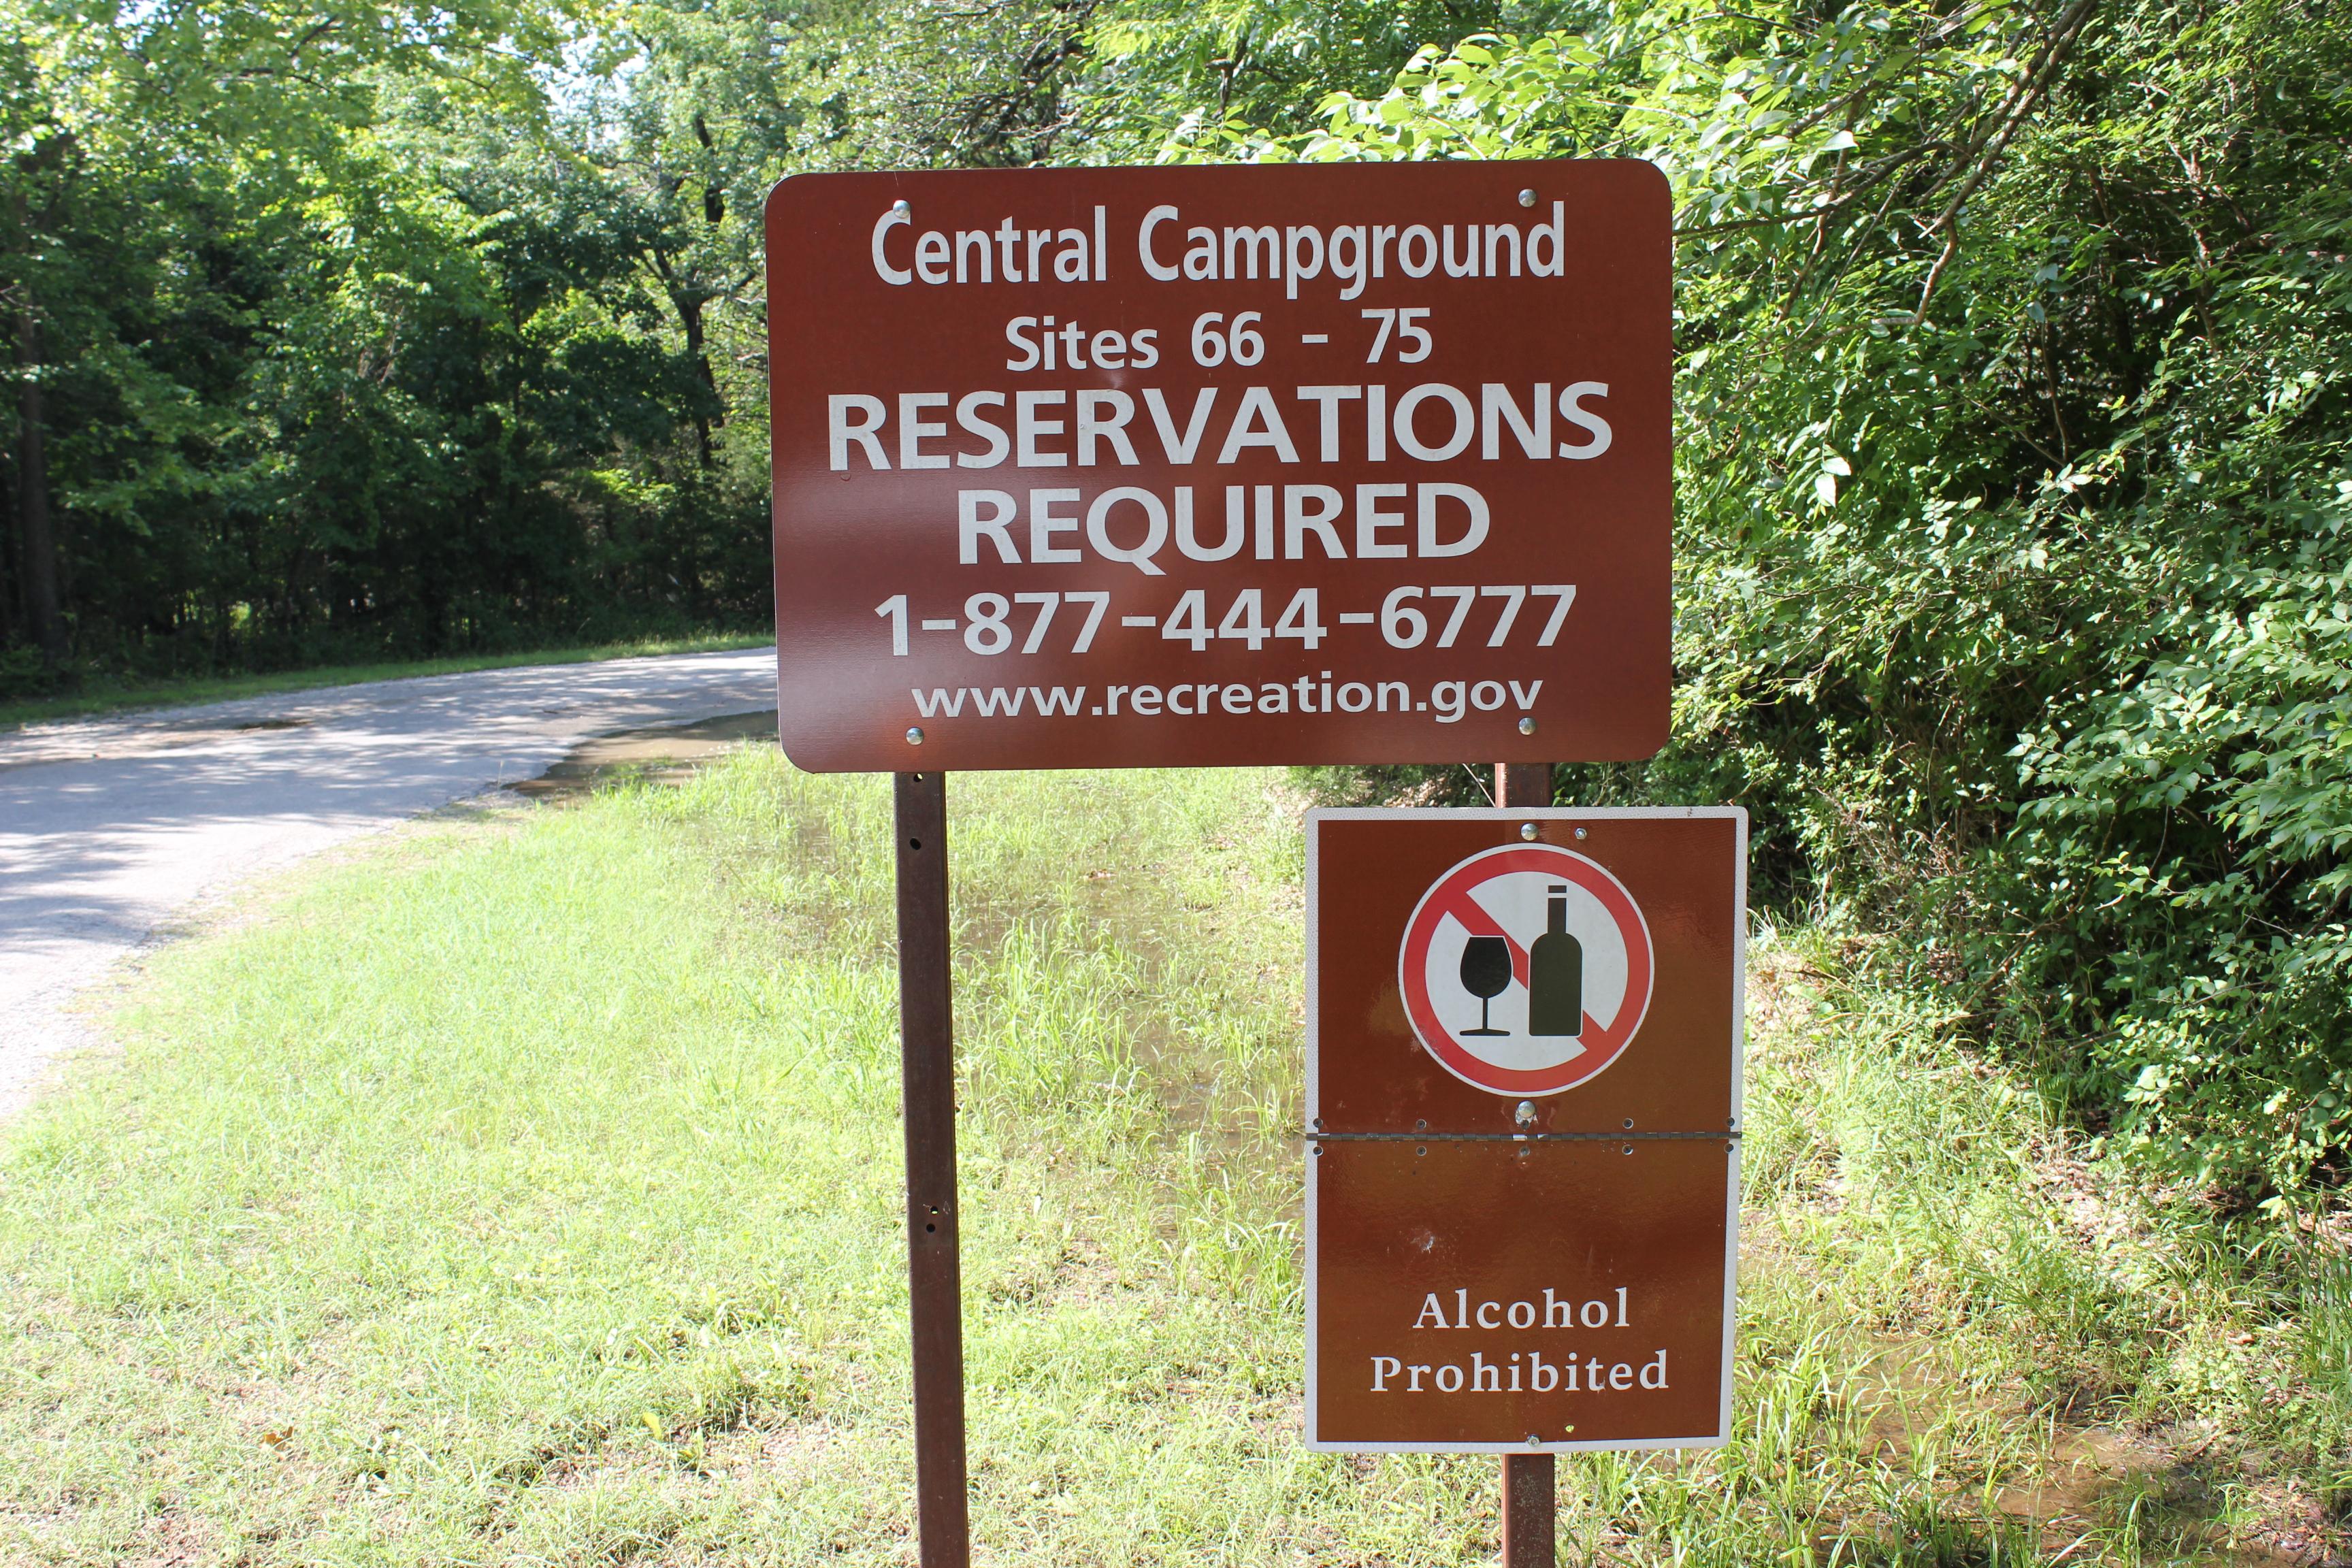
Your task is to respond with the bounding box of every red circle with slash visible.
[1396,843,1654,1096]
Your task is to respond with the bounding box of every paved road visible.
[0,649,779,1117]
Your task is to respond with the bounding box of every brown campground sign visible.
[1306,808,1743,1452]
[764,162,1671,773]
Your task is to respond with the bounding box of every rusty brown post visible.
[1501,1452,1558,1567]
[1496,760,1555,1568]
[894,770,970,1568]
[1496,763,1553,812]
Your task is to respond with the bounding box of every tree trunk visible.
[676,291,717,468]
[0,431,16,649]
[14,300,64,665]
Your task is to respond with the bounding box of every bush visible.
[1207,0,2352,1194]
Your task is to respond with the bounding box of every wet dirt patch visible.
[507,710,777,800]
[1771,1301,2323,1565]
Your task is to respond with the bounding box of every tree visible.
[1176,0,2352,1192]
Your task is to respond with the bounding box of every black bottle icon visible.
[1526,884,1584,1036]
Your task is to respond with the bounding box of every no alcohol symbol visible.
[1396,843,1654,1096]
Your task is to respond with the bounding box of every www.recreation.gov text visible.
[909,675,1543,725]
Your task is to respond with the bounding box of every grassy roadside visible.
[0,754,2344,1565]
[0,632,774,732]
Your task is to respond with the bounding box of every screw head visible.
[1526,1432,1542,1445]
[1622,1143,1635,1155]
[892,198,911,216]
[905,726,924,745]
[1518,189,1537,208]
[1519,822,1539,841]
[1574,826,1588,839]
[1517,715,1537,736]
[1515,1099,1538,1126]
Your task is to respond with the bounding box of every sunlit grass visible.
[0,753,2339,1564]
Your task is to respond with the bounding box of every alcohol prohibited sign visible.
[1306,808,1744,1452]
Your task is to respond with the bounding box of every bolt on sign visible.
[1307,808,1744,1451]
[763,161,1670,772]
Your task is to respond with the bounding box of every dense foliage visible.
[0,0,1509,686]
[5,0,2346,1194]
[0,0,779,684]
[1213,0,2352,1195]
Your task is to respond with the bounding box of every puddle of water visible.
[508,710,776,799]
[1992,1425,2168,1522]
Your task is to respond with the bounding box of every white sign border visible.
[1302,805,1746,1454]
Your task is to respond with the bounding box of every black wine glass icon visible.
[1459,936,1512,1036]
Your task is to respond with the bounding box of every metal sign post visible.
[1497,761,1554,1568]
[893,770,969,1567]
[1502,1448,1556,1568]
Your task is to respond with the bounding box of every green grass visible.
[0,755,2343,1565]
[0,632,774,732]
